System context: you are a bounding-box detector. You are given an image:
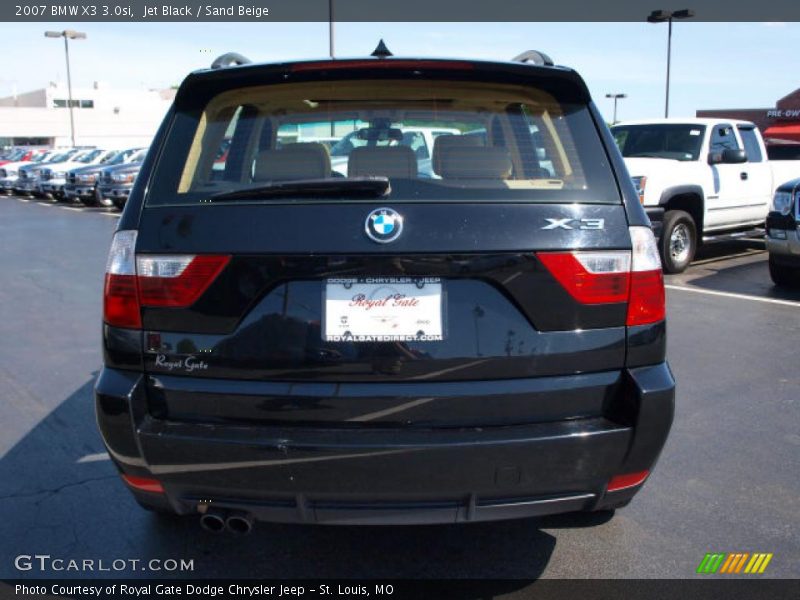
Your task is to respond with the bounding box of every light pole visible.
[328,0,335,59]
[647,9,694,118]
[45,29,87,147]
[605,93,627,124]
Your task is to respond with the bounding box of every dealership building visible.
[0,82,174,148]
[697,87,800,146]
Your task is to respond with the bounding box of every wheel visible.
[112,198,126,210]
[659,210,697,274]
[769,256,799,287]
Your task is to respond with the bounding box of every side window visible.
[737,127,763,162]
[710,124,740,152]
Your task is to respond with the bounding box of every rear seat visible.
[348,146,418,178]
[438,146,513,180]
[253,143,331,181]
[432,135,484,176]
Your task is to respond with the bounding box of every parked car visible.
[96,149,147,209]
[97,48,674,529]
[765,178,800,286]
[66,148,145,206]
[39,148,117,200]
[14,149,81,196]
[0,150,51,193]
[611,119,800,273]
[0,147,41,166]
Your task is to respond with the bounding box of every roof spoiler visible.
[511,50,554,67]
[211,52,252,69]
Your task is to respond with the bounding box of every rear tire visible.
[659,210,697,274]
[112,198,126,210]
[769,256,799,287]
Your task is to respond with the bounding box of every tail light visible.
[103,230,229,329]
[537,251,630,304]
[537,226,665,326]
[104,231,140,328]
[626,226,665,326]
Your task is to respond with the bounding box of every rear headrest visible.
[438,146,513,180]
[348,146,418,178]
[253,143,330,181]
[432,135,484,175]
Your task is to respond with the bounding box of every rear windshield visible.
[611,124,705,161]
[147,78,619,205]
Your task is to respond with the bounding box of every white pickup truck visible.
[611,118,800,272]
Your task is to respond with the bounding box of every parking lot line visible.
[60,206,83,212]
[665,284,800,308]
[17,198,29,203]
[101,212,121,218]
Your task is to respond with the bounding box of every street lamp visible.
[605,93,627,124]
[45,29,87,147]
[647,9,694,118]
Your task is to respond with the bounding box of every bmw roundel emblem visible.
[365,207,403,244]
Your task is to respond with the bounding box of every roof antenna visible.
[371,39,393,58]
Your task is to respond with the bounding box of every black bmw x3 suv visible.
[96,48,675,532]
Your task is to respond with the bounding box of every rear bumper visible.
[96,363,675,524]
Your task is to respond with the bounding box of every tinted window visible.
[611,124,705,161]
[709,124,740,152]
[737,127,762,162]
[148,78,619,206]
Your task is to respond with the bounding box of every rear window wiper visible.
[207,177,391,202]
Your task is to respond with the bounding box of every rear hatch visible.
[114,59,645,428]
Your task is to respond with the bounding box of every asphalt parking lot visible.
[1,195,798,584]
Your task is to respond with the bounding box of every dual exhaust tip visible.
[199,509,254,535]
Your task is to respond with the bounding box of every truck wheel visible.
[769,256,799,287]
[660,210,697,274]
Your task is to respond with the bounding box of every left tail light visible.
[103,230,229,329]
[104,231,140,328]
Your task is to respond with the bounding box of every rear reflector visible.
[103,230,230,328]
[291,59,475,72]
[121,474,164,494]
[607,470,650,492]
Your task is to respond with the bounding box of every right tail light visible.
[537,226,665,326]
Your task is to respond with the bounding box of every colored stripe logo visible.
[697,553,773,574]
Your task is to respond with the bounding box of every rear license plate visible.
[324,278,444,342]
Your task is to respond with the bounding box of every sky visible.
[0,21,797,122]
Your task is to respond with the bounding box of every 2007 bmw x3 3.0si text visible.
[95,47,675,530]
